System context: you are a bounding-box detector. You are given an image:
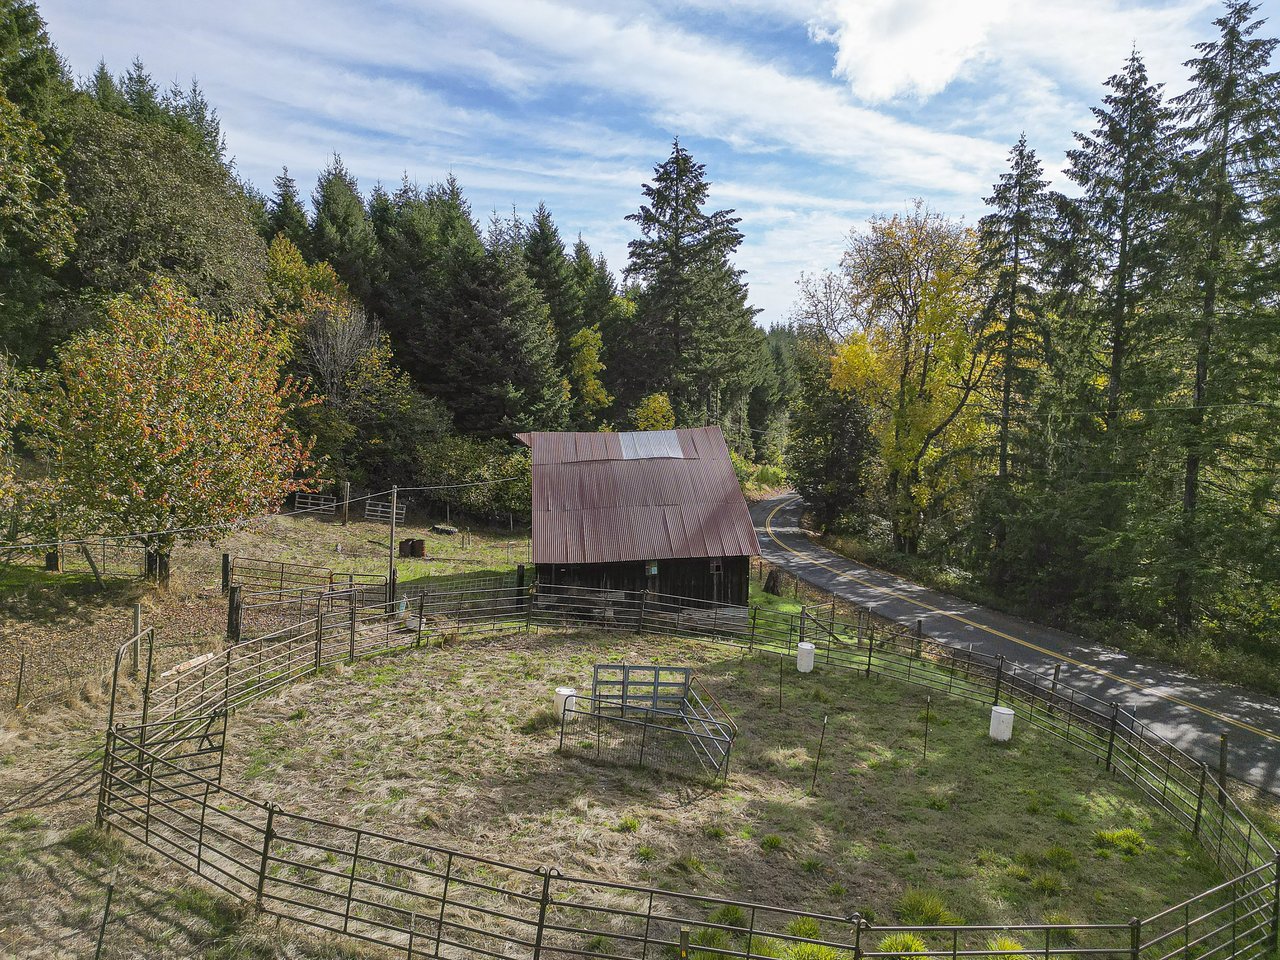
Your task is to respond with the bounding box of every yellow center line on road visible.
[764,497,1280,745]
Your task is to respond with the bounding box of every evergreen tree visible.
[310,155,379,305]
[267,166,310,250]
[429,236,568,435]
[622,139,761,423]
[978,134,1052,481]
[86,60,125,113]
[0,0,71,125]
[372,175,486,387]
[785,335,874,529]
[120,56,161,120]
[1164,0,1280,631]
[161,79,225,160]
[523,204,582,347]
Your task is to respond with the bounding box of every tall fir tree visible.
[1164,0,1280,632]
[622,139,761,424]
[0,0,71,125]
[267,166,310,251]
[310,155,379,306]
[522,202,583,361]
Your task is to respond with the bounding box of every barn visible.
[516,427,760,605]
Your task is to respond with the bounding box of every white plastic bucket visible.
[989,705,1015,742]
[797,642,816,674]
[554,686,577,715]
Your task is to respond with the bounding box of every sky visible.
[37,0,1266,326]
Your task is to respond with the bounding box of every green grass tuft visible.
[1093,828,1147,856]
[897,888,962,925]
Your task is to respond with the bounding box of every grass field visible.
[221,629,1222,932]
[0,509,531,710]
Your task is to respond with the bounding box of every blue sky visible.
[38,0,1262,326]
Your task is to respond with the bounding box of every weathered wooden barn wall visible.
[535,555,749,606]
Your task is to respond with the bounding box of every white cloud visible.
[810,0,1012,102]
[808,0,1213,104]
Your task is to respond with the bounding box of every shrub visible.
[691,926,731,960]
[802,857,825,874]
[897,889,962,925]
[615,815,640,834]
[786,916,822,940]
[636,845,656,863]
[703,824,727,840]
[761,834,785,853]
[1041,913,1078,947]
[877,932,929,960]
[1093,829,1147,856]
[787,945,852,960]
[986,935,1025,953]
[1030,872,1065,897]
[708,904,746,930]
[756,464,788,488]
[518,708,561,734]
[1042,846,1078,872]
[827,882,847,898]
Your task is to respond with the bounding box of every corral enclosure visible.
[221,630,1221,932]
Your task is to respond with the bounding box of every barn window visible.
[709,560,723,574]
[646,562,658,576]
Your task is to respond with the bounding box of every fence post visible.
[1129,917,1141,960]
[341,480,350,525]
[680,928,690,959]
[416,595,425,646]
[1193,763,1208,835]
[993,655,1004,705]
[349,596,357,664]
[95,727,115,830]
[749,607,757,652]
[638,590,649,633]
[343,830,362,933]
[130,605,142,676]
[221,553,231,594]
[865,627,874,678]
[1105,704,1119,773]
[255,804,276,911]
[227,585,242,644]
[526,585,536,633]
[1218,733,1229,804]
[532,868,555,960]
[1270,850,1280,951]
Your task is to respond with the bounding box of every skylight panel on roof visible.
[620,431,685,460]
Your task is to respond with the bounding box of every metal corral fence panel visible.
[559,695,734,780]
[96,580,1280,960]
[229,556,333,592]
[591,664,691,713]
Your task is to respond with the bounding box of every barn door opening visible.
[709,559,723,604]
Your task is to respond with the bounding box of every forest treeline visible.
[0,0,792,549]
[787,1,1280,686]
[3,0,1278,686]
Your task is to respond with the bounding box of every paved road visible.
[753,495,1280,794]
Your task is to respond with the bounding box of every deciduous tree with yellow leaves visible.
[828,202,993,553]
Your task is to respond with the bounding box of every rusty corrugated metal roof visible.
[519,426,760,565]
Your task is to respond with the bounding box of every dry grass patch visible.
[221,630,1222,927]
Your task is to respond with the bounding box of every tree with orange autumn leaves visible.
[24,278,316,580]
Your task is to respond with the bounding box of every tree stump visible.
[763,568,784,597]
